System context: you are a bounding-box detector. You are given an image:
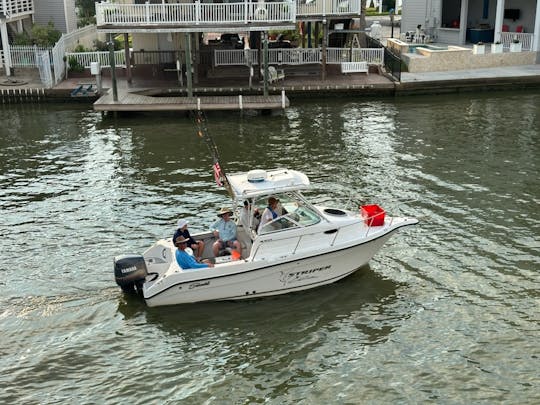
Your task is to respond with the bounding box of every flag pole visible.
[193,110,234,199]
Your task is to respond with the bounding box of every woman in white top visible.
[258,196,279,233]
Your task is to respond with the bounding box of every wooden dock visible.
[93,89,289,112]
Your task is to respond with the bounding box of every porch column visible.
[494,0,505,43]
[459,0,469,44]
[185,32,193,98]
[534,0,540,51]
[123,33,132,84]
[263,31,268,97]
[194,32,199,85]
[108,34,118,102]
[0,15,11,76]
[321,20,327,81]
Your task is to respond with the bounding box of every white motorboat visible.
[114,168,418,307]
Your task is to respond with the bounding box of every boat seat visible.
[261,66,285,83]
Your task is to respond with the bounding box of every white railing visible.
[214,49,258,66]
[1,0,33,19]
[10,45,50,67]
[296,0,360,16]
[62,25,98,52]
[65,50,126,69]
[51,36,65,85]
[214,47,383,66]
[499,32,533,51]
[327,47,384,64]
[36,50,53,89]
[96,1,296,26]
[269,48,321,64]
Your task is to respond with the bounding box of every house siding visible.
[64,0,77,33]
[34,0,77,34]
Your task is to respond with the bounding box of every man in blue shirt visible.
[175,236,214,270]
[212,207,242,257]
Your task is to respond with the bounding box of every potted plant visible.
[473,41,485,54]
[491,41,503,54]
[510,37,522,52]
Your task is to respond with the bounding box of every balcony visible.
[96,1,295,32]
[1,0,34,20]
[96,0,360,32]
[296,0,360,17]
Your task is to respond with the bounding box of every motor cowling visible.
[114,254,148,294]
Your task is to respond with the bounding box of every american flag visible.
[213,161,223,187]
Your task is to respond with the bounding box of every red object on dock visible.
[361,204,385,226]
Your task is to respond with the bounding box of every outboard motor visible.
[114,254,148,294]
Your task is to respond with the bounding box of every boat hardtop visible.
[228,168,310,199]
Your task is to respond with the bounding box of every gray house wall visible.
[401,0,435,34]
[34,0,77,34]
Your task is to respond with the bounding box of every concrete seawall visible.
[2,65,540,105]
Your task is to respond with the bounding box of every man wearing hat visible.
[173,219,205,260]
[175,236,214,269]
[212,207,242,257]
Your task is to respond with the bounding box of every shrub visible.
[31,22,62,47]
[93,38,122,51]
[68,56,85,73]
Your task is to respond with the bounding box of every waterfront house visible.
[0,0,77,76]
[0,0,33,75]
[401,0,540,53]
[94,0,365,87]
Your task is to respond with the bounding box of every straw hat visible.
[218,207,233,217]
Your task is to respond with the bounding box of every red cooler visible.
[361,204,385,226]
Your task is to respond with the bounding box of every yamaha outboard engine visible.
[114,254,148,294]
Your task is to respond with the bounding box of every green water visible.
[0,92,538,403]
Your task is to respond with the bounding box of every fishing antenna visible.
[192,110,234,198]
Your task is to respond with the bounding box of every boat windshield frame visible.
[253,191,323,235]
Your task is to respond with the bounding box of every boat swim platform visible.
[93,89,289,112]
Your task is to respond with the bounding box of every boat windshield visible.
[255,192,321,235]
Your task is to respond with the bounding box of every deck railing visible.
[296,0,360,16]
[65,50,127,68]
[1,0,33,19]
[499,32,533,51]
[326,47,384,64]
[214,47,384,66]
[10,45,50,67]
[96,1,296,26]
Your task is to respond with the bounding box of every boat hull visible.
[143,229,396,307]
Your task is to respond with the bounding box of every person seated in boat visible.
[275,197,288,216]
[173,218,205,260]
[240,200,260,231]
[212,207,242,257]
[258,196,280,233]
[175,236,214,269]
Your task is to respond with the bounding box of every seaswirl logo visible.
[279,265,331,285]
